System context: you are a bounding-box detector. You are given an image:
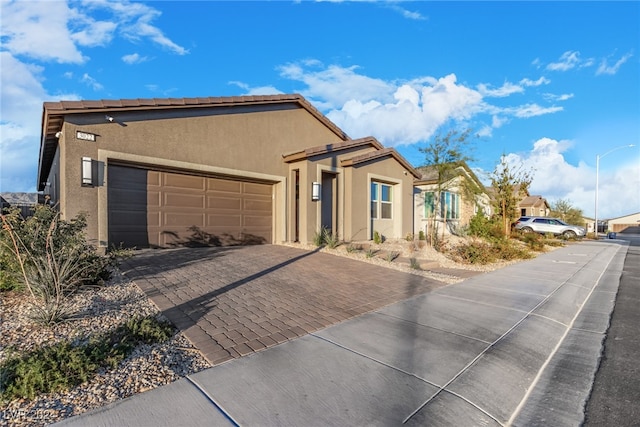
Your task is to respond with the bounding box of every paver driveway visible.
[121,244,448,364]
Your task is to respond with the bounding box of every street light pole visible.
[594,144,635,238]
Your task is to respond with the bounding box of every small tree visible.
[419,128,477,246]
[490,155,533,236]
[550,199,584,226]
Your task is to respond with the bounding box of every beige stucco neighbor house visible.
[37,94,420,251]
[518,195,550,217]
[413,163,491,237]
[606,212,640,233]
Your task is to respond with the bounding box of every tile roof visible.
[38,94,349,190]
[341,147,421,178]
[282,137,383,162]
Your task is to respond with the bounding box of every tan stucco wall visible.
[57,105,345,248]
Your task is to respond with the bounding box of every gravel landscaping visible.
[0,269,211,427]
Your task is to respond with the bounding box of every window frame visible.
[371,181,393,220]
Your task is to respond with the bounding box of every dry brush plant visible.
[0,207,110,324]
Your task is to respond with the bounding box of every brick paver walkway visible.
[121,245,448,365]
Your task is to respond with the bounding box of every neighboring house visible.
[0,192,39,217]
[518,195,550,217]
[606,212,640,233]
[413,162,491,237]
[37,94,420,250]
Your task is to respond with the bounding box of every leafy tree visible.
[490,155,533,236]
[550,199,584,226]
[418,128,479,246]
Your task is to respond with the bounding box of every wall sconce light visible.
[105,115,114,122]
[82,157,93,186]
[312,182,321,201]
[55,131,62,139]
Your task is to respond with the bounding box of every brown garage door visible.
[108,165,272,248]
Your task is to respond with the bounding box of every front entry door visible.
[320,172,337,234]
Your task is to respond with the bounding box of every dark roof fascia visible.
[282,137,381,163]
[37,94,350,190]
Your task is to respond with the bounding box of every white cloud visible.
[596,51,633,76]
[0,52,78,192]
[385,4,427,20]
[520,76,550,87]
[506,103,563,118]
[477,81,524,97]
[122,53,149,64]
[0,0,87,63]
[277,62,564,147]
[546,51,581,72]
[543,93,574,102]
[81,73,104,91]
[503,137,640,219]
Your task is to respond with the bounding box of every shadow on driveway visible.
[121,244,447,364]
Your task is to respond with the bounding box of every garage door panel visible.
[243,215,272,227]
[163,173,206,190]
[207,214,242,227]
[243,199,271,212]
[208,179,242,193]
[109,166,272,248]
[207,196,242,210]
[165,193,205,209]
[243,182,271,195]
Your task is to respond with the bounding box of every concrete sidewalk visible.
[55,240,628,426]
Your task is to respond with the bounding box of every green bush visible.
[0,316,174,402]
[468,211,504,239]
[373,231,383,244]
[451,241,496,264]
[418,230,425,241]
[322,228,340,249]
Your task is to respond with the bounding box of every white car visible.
[514,216,586,238]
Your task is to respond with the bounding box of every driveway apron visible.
[120,245,448,365]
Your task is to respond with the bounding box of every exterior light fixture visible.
[82,157,93,186]
[312,182,321,201]
[105,115,114,122]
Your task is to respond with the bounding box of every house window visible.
[371,182,392,219]
[424,191,460,219]
[424,192,435,217]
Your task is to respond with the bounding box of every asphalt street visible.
[583,233,640,426]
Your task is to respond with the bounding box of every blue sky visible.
[1,0,639,219]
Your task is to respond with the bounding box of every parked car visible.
[514,216,586,238]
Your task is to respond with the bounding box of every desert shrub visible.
[418,230,426,241]
[312,228,326,247]
[346,244,361,253]
[0,316,174,401]
[409,258,421,270]
[373,231,383,244]
[450,241,496,264]
[0,206,112,323]
[519,232,545,251]
[323,228,340,249]
[365,248,376,258]
[491,238,534,261]
[468,211,504,239]
[385,251,400,262]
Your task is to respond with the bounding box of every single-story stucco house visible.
[37,94,420,251]
[606,212,640,233]
[413,162,492,237]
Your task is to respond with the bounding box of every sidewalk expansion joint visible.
[185,376,240,427]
